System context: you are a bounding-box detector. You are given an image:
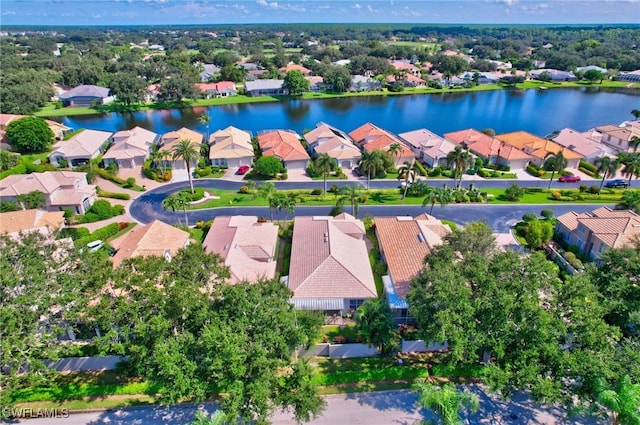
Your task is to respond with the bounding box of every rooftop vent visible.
[417,233,425,243]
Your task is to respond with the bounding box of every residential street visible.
[10,388,599,425]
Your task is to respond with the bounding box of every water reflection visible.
[284,99,310,122]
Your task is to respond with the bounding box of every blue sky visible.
[1,0,639,26]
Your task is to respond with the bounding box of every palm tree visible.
[171,138,200,194]
[338,184,361,217]
[314,153,337,198]
[445,146,472,188]
[198,113,211,142]
[631,109,640,120]
[619,152,640,186]
[257,182,277,220]
[422,186,454,215]
[191,409,227,425]
[543,151,568,189]
[596,375,640,425]
[616,190,640,213]
[398,159,416,200]
[359,150,384,190]
[387,142,402,167]
[594,156,621,194]
[163,193,189,226]
[414,381,480,425]
[354,298,395,353]
[629,136,640,153]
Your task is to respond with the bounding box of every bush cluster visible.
[78,200,125,223]
[75,222,122,247]
[96,187,131,200]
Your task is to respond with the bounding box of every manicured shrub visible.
[588,185,600,194]
[579,160,597,173]
[75,222,121,247]
[179,188,205,202]
[541,209,554,219]
[579,184,588,192]
[311,188,323,196]
[522,212,538,222]
[551,191,562,200]
[239,185,249,194]
[505,184,525,201]
[280,172,288,180]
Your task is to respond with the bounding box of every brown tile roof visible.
[289,215,376,300]
[105,126,158,160]
[258,130,310,162]
[111,220,190,268]
[557,207,640,250]
[350,123,414,158]
[202,216,278,283]
[305,123,361,161]
[208,126,254,160]
[375,215,450,300]
[0,209,64,235]
[161,127,203,150]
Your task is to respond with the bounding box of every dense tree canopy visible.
[5,117,55,153]
[282,70,310,96]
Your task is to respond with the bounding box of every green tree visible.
[218,65,247,83]
[422,186,453,215]
[445,146,472,188]
[171,138,200,194]
[0,150,20,172]
[359,150,385,190]
[282,70,310,96]
[523,219,554,249]
[619,153,640,186]
[597,376,640,425]
[322,65,352,93]
[158,73,198,102]
[16,190,46,210]
[414,381,479,425]
[337,184,361,218]
[164,192,189,226]
[632,109,640,120]
[617,191,640,213]
[398,160,416,200]
[198,113,211,142]
[258,182,278,221]
[5,117,55,154]
[543,151,568,189]
[583,69,605,84]
[504,183,525,201]
[255,155,283,178]
[595,156,621,194]
[387,142,403,168]
[191,410,227,425]
[354,298,396,354]
[108,72,148,106]
[630,136,640,153]
[314,153,337,198]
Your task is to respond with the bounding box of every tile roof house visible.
[111,220,190,268]
[0,171,97,215]
[199,63,221,82]
[103,126,160,168]
[349,123,415,164]
[389,60,422,76]
[288,214,377,312]
[556,207,640,260]
[208,126,254,168]
[49,129,113,168]
[399,128,457,167]
[202,216,279,284]
[594,123,640,153]
[552,128,615,161]
[529,69,578,82]
[257,129,310,170]
[59,85,114,107]
[350,75,382,92]
[495,131,583,168]
[304,122,361,169]
[444,128,532,170]
[195,81,237,98]
[244,79,286,96]
[0,209,65,238]
[160,127,204,170]
[619,70,640,83]
[375,214,451,319]
[279,63,312,77]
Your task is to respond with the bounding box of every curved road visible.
[130,178,617,232]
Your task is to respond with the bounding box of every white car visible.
[86,240,103,253]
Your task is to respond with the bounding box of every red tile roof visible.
[258,130,310,162]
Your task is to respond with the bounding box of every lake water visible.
[55,87,640,138]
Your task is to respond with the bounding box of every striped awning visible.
[383,275,409,309]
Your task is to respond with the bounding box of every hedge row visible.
[96,187,131,200]
[579,160,597,173]
[75,222,121,247]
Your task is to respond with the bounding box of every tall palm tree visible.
[422,186,453,215]
[629,136,640,153]
[619,152,640,186]
[445,146,472,188]
[414,381,480,425]
[198,113,211,142]
[338,184,360,217]
[543,151,568,189]
[398,159,416,200]
[616,190,640,213]
[631,109,640,120]
[163,193,189,226]
[594,156,621,194]
[387,142,402,168]
[257,182,277,220]
[314,153,337,198]
[171,138,200,194]
[359,150,384,190]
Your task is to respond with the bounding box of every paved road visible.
[10,388,598,425]
[129,178,617,231]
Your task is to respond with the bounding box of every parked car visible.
[604,179,629,188]
[558,174,581,183]
[236,165,250,175]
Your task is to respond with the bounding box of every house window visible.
[82,198,91,213]
[349,299,365,310]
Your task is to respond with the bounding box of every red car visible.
[558,174,581,183]
[236,165,250,175]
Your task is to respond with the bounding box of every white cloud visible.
[352,3,361,9]
[2,10,17,15]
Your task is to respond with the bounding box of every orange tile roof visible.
[258,130,310,162]
[0,209,65,235]
[557,207,640,250]
[161,127,203,150]
[375,215,450,300]
[496,131,583,160]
